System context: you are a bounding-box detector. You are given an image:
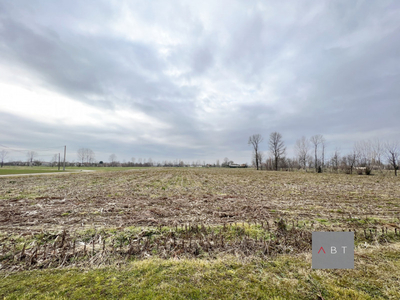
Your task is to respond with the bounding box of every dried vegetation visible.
[1,168,399,272]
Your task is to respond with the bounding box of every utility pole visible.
[63,145,66,171]
[58,153,60,171]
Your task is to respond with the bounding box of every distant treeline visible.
[248,132,399,176]
[1,134,398,176]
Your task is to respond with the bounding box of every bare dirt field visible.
[1,168,400,265]
[1,168,399,234]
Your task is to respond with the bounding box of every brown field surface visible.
[1,168,399,234]
[0,168,399,273]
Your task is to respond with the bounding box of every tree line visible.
[248,133,399,176]
[2,137,398,176]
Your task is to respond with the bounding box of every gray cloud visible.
[1,0,399,163]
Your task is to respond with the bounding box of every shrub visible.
[365,166,372,175]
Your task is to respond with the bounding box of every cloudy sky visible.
[0,0,399,164]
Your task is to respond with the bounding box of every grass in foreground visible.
[1,244,400,299]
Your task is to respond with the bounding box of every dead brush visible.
[0,224,398,274]
[0,223,314,273]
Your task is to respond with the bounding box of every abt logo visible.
[317,246,348,254]
[312,232,354,269]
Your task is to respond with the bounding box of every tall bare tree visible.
[77,148,85,164]
[269,132,286,171]
[0,150,8,168]
[295,136,309,170]
[248,134,263,170]
[77,148,95,165]
[26,151,38,166]
[310,134,324,172]
[84,148,95,164]
[385,141,399,176]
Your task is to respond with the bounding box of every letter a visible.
[318,247,325,254]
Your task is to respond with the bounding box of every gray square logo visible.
[312,232,354,269]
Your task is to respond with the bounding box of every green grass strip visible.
[0,169,63,175]
[1,244,400,299]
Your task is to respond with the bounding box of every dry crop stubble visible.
[1,167,400,297]
[0,168,400,236]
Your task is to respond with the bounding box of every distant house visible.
[229,163,248,168]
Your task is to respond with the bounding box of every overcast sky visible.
[0,0,399,164]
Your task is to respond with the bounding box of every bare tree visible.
[89,151,96,164]
[109,154,117,166]
[0,150,8,168]
[248,134,263,170]
[26,151,38,166]
[84,149,95,164]
[50,154,58,167]
[385,141,399,176]
[346,150,357,174]
[307,154,314,170]
[252,151,264,169]
[257,151,264,170]
[372,138,383,169]
[330,148,340,173]
[77,148,85,164]
[285,157,297,171]
[354,140,373,168]
[310,134,324,172]
[269,132,286,171]
[77,148,95,165]
[295,136,309,170]
[222,157,229,167]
